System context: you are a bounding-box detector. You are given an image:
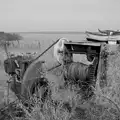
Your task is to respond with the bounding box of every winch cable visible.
[32,38,60,63]
[47,63,61,72]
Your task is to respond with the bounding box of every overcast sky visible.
[0,0,120,32]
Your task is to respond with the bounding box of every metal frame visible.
[64,42,101,55]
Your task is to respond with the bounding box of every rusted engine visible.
[4,55,32,79]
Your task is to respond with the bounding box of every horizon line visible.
[8,31,85,34]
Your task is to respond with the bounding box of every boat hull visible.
[86,31,120,41]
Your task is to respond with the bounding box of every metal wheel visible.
[21,59,47,101]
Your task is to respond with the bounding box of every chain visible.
[99,44,108,89]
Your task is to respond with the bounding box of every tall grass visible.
[0,84,81,120]
[2,75,120,120]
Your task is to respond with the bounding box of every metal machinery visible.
[3,32,120,107]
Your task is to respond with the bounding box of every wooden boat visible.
[86,31,120,41]
[98,29,120,36]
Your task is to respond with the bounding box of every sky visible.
[0,0,120,32]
